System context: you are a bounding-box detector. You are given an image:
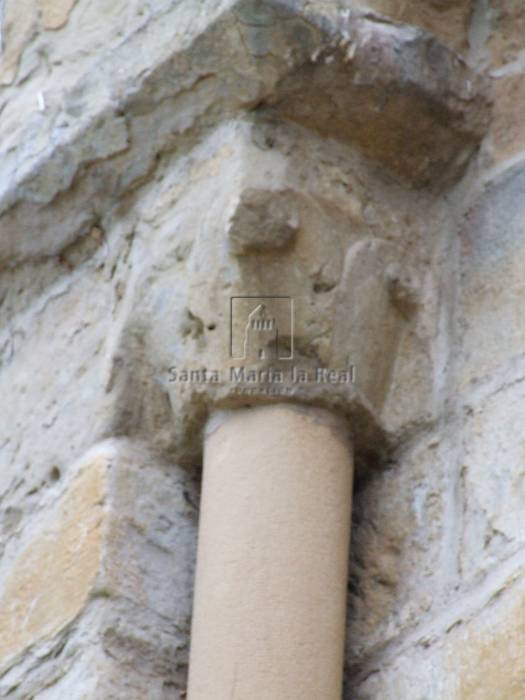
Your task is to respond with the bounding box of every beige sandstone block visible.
[455,578,525,699]
[489,0,525,67]
[354,570,525,698]
[489,73,525,164]
[0,459,106,670]
[0,440,198,697]
[0,0,76,86]
[446,568,525,699]
[37,0,78,30]
[0,0,38,85]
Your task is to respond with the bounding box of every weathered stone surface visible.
[0,113,437,484]
[349,0,474,51]
[0,0,489,268]
[261,8,490,188]
[38,0,78,30]
[0,1,519,697]
[487,72,525,165]
[459,377,525,584]
[351,642,452,699]
[97,118,443,469]
[0,0,79,87]
[0,0,38,86]
[0,225,126,503]
[453,569,525,699]
[348,429,457,665]
[457,162,525,390]
[331,238,418,412]
[0,440,199,697]
[352,563,525,699]
[0,458,105,671]
[365,13,525,693]
[488,0,525,67]
[227,188,300,254]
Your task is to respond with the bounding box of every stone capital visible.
[84,0,491,469]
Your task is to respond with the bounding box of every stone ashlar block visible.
[459,377,525,585]
[351,563,525,700]
[347,430,455,665]
[458,161,525,390]
[265,3,489,188]
[0,440,198,688]
[0,457,105,673]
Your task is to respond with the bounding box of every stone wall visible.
[348,1,525,698]
[0,0,523,698]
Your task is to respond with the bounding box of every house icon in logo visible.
[243,304,277,360]
[230,296,294,361]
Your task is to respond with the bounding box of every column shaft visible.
[187,404,354,700]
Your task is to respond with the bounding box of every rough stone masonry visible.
[1,0,525,698]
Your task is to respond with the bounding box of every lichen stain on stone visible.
[0,0,38,86]
[0,458,106,670]
[37,0,77,30]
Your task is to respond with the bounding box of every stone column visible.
[187,404,353,700]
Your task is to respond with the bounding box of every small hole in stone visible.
[50,466,61,482]
[207,323,216,331]
[313,281,335,294]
